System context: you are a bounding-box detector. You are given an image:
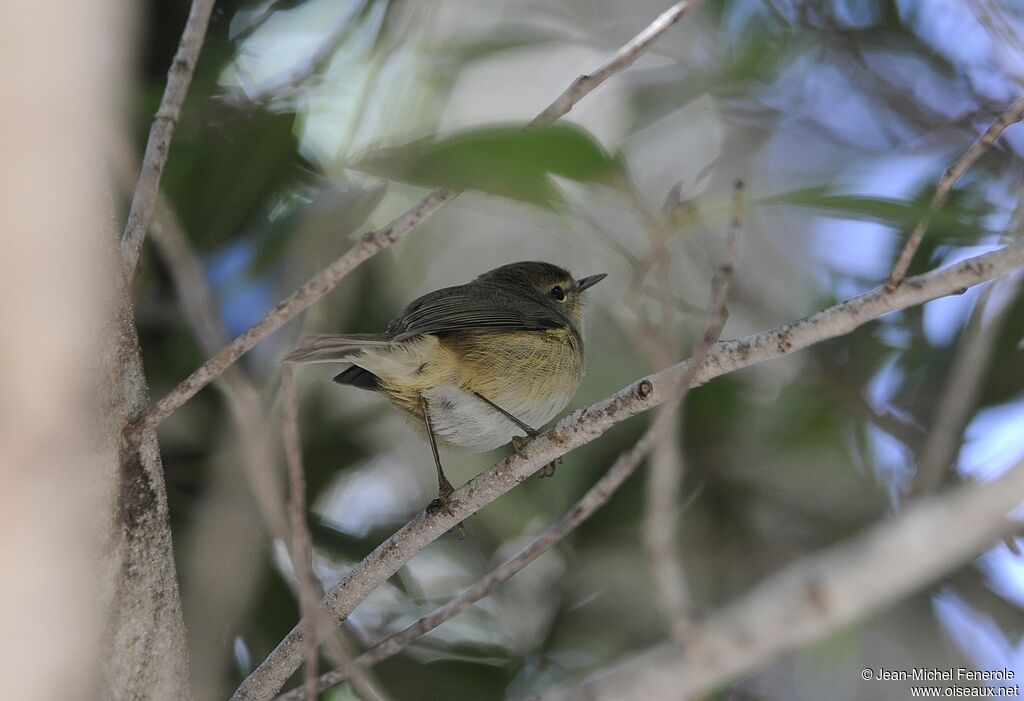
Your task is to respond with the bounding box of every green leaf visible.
[758,186,989,240]
[351,123,626,208]
[759,186,916,225]
[162,109,300,251]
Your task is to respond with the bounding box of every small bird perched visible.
[283,261,606,508]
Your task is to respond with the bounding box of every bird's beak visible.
[576,273,607,292]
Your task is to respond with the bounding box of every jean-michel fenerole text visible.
[872,668,1016,682]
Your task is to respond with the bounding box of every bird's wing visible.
[387,283,565,341]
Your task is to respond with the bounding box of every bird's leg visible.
[473,392,561,479]
[420,396,464,537]
[473,391,540,438]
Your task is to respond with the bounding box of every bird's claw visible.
[512,435,562,478]
[536,456,562,479]
[428,483,465,538]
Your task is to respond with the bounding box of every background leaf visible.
[352,123,626,208]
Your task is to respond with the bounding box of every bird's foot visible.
[512,434,532,457]
[536,457,563,479]
[427,480,465,538]
[512,435,562,479]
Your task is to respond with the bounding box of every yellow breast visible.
[447,328,583,415]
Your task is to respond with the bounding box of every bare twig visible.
[130,0,704,446]
[150,202,290,540]
[645,180,743,643]
[281,370,389,701]
[913,276,1021,494]
[532,0,705,125]
[234,0,370,108]
[153,198,389,699]
[534,454,1024,701]
[121,0,217,276]
[231,238,1024,701]
[886,96,1024,290]
[152,201,385,700]
[281,367,321,701]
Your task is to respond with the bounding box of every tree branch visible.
[281,367,321,701]
[885,96,1024,290]
[151,201,291,540]
[534,454,1024,701]
[129,0,705,447]
[280,368,390,701]
[231,238,1024,701]
[532,0,705,125]
[120,0,216,277]
[912,276,1020,494]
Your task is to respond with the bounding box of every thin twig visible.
[532,0,705,126]
[886,96,1024,290]
[645,180,744,644]
[281,368,390,701]
[151,196,386,698]
[231,238,1024,701]
[121,0,217,276]
[281,367,321,701]
[913,276,1021,494]
[150,201,291,540]
[130,0,704,447]
[534,454,1024,701]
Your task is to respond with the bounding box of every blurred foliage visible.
[354,123,627,208]
[762,186,995,242]
[130,0,1024,700]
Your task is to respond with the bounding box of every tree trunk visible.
[0,1,193,698]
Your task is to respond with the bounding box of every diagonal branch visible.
[121,0,217,277]
[127,0,705,448]
[532,0,705,125]
[534,454,1024,701]
[885,96,1024,290]
[231,238,1024,701]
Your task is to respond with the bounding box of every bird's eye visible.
[549,285,566,301]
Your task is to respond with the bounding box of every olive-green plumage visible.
[284,261,605,501]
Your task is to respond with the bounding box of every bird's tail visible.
[282,334,393,363]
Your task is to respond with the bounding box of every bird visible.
[283,260,606,509]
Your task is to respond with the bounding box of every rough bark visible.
[98,261,193,700]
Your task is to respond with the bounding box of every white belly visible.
[422,382,571,452]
